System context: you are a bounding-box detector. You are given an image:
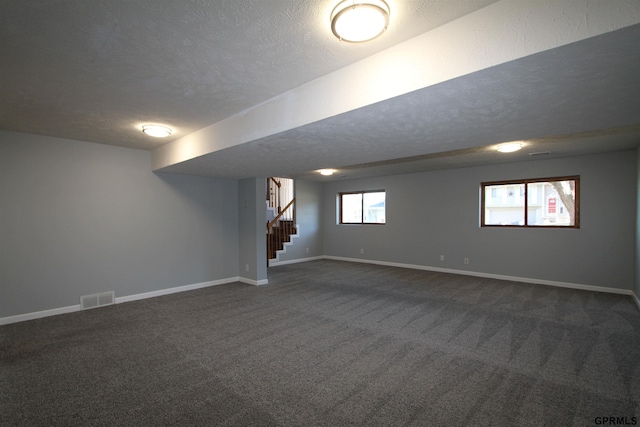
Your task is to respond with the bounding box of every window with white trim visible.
[481,176,579,227]
[340,191,386,224]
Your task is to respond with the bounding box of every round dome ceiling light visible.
[319,169,336,176]
[496,142,524,153]
[142,125,172,138]
[331,0,390,43]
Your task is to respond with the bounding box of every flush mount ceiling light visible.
[319,169,336,176]
[496,142,524,153]
[331,0,390,43]
[142,125,172,138]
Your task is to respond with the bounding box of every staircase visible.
[267,219,297,260]
[267,177,297,263]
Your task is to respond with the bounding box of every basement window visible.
[481,176,579,228]
[340,190,386,224]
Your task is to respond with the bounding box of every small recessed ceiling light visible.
[142,125,172,138]
[331,0,390,43]
[319,169,336,176]
[496,142,524,153]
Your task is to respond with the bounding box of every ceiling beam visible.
[152,0,640,172]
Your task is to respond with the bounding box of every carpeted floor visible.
[1,260,639,426]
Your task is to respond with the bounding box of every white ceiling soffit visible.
[154,38,640,179]
[152,0,640,179]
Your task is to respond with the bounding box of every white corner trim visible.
[0,277,241,325]
[239,277,269,286]
[323,256,636,297]
[269,255,324,267]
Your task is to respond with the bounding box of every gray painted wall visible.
[322,150,636,291]
[1,131,239,318]
[238,178,267,283]
[272,179,323,263]
[2,130,636,319]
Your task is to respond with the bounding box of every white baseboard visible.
[269,255,324,267]
[239,277,269,286]
[4,261,638,326]
[115,277,239,304]
[323,256,636,297]
[0,305,81,326]
[0,276,240,326]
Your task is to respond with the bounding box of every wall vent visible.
[81,291,115,310]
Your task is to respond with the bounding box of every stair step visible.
[267,223,297,260]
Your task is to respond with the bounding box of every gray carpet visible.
[1,260,639,426]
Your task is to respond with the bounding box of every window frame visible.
[339,190,386,225]
[481,175,580,228]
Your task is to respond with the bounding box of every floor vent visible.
[81,291,115,310]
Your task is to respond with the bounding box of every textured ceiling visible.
[0,0,496,150]
[1,0,639,180]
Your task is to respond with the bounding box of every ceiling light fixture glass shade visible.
[496,142,523,153]
[331,0,390,43]
[142,125,172,138]
[319,169,336,176]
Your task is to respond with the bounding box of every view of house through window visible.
[340,191,386,224]
[481,176,579,227]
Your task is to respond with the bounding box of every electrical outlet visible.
[245,264,249,272]
[440,255,445,261]
[464,258,469,265]
[306,247,309,253]
[360,248,365,254]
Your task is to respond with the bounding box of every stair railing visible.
[268,177,282,213]
[267,197,296,261]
